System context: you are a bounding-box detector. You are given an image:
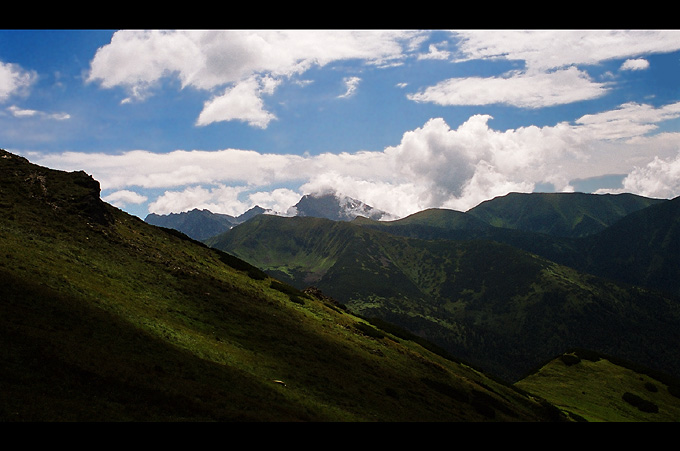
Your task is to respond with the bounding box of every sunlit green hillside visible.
[516,349,680,422]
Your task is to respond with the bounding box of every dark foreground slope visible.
[210,212,680,383]
[0,149,566,422]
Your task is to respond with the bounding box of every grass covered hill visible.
[516,349,680,422]
[210,208,680,384]
[354,195,680,299]
[0,149,568,422]
[466,191,665,238]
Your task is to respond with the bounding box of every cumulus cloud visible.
[84,29,680,130]
[24,114,581,216]
[196,76,279,128]
[248,188,302,215]
[30,148,305,191]
[103,190,148,208]
[87,30,425,126]
[26,97,680,218]
[148,184,249,216]
[148,184,301,216]
[621,58,650,71]
[408,67,609,108]
[418,43,451,60]
[617,152,680,198]
[0,61,37,102]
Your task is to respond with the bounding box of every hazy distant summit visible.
[290,192,392,222]
[145,205,270,241]
[145,192,392,241]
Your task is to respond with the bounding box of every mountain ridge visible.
[145,205,270,241]
[467,191,666,238]
[144,192,390,241]
[146,190,667,244]
[209,196,680,382]
[2,148,575,421]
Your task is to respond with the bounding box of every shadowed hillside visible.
[0,149,566,421]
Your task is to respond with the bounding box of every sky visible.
[2,29,680,220]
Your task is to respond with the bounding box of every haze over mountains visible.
[144,192,392,241]
[146,206,269,241]
[4,148,680,421]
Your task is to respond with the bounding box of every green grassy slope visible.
[0,150,565,422]
[516,349,680,422]
[357,196,680,299]
[210,213,680,383]
[206,215,361,287]
[466,192,665,237]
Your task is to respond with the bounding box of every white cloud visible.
[418,43,451,60]
[26,98,680,218]
[408,30,680,109]
[338,76,361,98]
[85,29,680,130]
[103,189,148,208]
[575,101,680,140]
[617,152,680,199]
[451,30,680,71]
[7,105,70,120]
[147,184,302,216]
[149,184,249,216]
[88,30,426,125]
[248,188,302,215]
[621,58,650,71]
[0,62,37,102]
[196,76,279,128]
[408,67,609,108]
[29,148,305,191]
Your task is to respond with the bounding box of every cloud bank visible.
[14,30,680,218]
[28,99,680,218]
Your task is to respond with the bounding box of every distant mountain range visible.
[206,191,680,382]
[145,205,269,241]
[144,191,391,240]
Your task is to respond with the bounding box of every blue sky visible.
[2,29,680,219]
